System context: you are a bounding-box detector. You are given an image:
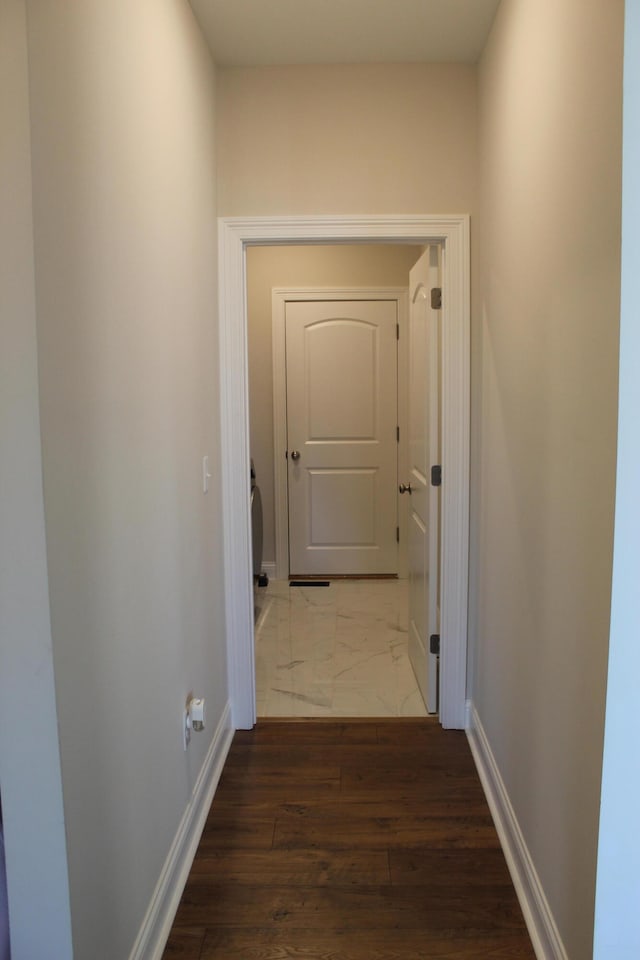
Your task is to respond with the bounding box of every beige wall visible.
[25,2,224,957]
[220,61,477,567]
[247,244,422,564]
[217,63,476,216]
[473,1,623,957]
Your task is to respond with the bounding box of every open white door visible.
[404,247,441,713]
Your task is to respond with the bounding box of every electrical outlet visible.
[183,695,206,750]
[183,707,191,750]
[183,692,194,750]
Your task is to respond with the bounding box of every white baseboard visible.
[261,561,276,580]
[464,697,473,730]
[128,702,234,960]
[467,703,568,960]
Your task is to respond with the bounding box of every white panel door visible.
[286,300,398,576]
[405,249,441,713]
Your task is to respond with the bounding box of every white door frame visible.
[271,286,409,582]
[218,215,470,730]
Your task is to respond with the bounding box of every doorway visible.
[247,246,422,717]
[218,215,470,730]
[250,246,442,717]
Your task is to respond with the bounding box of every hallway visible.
[163,720,535,959]
[3,2,630,956]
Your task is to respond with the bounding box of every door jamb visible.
[218,215,470,730]
[271,286,409,581]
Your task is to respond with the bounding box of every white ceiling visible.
[189,0,502,67]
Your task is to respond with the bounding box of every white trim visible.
[260,561,277,581]
[464,697,473,730]
[467,703,569,960]
[437,230,470,730]
[271,286,409,581]
[218,215,470,730]
[128,703,234,960]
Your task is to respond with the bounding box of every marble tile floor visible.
[254,578,428,718]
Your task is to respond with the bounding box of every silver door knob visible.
[399,482,412,494]
[290,450,301,461]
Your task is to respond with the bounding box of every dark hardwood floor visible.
[163,720,536,960]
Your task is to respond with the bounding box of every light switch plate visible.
[202,455,211,493]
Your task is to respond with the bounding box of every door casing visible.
[271,286,409,581]
[218,215,470,730]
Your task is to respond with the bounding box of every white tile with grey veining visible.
[331,683,398,717]
[254,579,427,718]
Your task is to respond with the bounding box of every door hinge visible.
[431,464,442,486]
[396,322,400,340]
[429,634,440,655]
[396,526,400,544]
[431,287,442,310]
[396,425,400,443]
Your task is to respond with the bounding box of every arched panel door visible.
[285,300,398,576]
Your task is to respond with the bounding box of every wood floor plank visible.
[388,846,513,886]
[223,748,479,783]
[189,848,390,885]
[273,815,500,851]
[199,930,536,960]
[340,759,481,787]
[220,758,342,790]
[162,720,536,960]
[161,926,205,959]
[374,719,459,744]
[233,721,380,746]
[222,738,463,763]
[337,775,485,805]
[198,815,275,851]
[173,882,529,933]
[214,759,342,802]
[207,796,493,821]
